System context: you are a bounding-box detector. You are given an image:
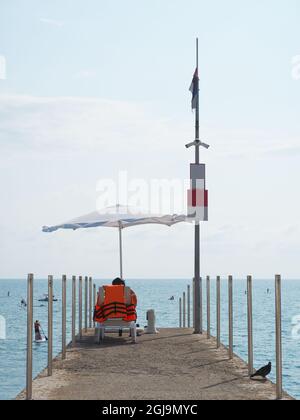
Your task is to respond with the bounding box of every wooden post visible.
[187,285,191,328]
[216,276,221,349]
[207,276,211,339]
[200,277,203,334]
[72,276,76,346]
[193,278,195,328]
[84,276,88,333]
[26,274,33,400]
[247,275,254,376]
[62,275,67,360]
[183,292,186,328]
[79,276,82,339]
[179,298,182,328]
[93,283,96,327]
[48,275,53,376]
[275,275,283,400]
[228,275,233,359]
[89,277,92,328]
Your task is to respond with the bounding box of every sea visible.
[0,278,300,400]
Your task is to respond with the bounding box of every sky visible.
[0,0,300,279]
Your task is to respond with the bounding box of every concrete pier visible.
[17,329,292,400]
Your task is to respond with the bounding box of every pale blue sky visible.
[0,1,300,278]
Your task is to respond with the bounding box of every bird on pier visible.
[251,362,272,379]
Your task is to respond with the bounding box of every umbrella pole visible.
[118,223,123,279]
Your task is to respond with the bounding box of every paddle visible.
[40,326,48,341]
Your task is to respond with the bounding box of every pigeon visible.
[251,362,272,379]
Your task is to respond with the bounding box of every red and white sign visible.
[187,164,208,221]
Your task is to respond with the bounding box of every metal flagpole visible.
[186,38,210,334]
[118,221,123,279]
[194,38,202,334]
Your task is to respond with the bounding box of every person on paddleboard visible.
[34,320,42,341]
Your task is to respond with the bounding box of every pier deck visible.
[18,328,292,400]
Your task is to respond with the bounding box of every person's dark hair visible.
[112,277,125,286]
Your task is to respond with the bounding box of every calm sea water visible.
[0,278,300,400]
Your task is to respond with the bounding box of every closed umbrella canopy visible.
[43,204,186,278]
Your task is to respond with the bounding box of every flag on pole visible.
[189,68,199,110]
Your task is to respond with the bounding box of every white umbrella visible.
[43,204,185,278]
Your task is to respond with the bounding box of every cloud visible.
[260,144,300,158]
[220,136,300,160]
[0,94,184,156]
[1,93,297,164]
[40,18,64,27]
[0,55,6,80]
[250,225,300,256]
[73,69,97,80]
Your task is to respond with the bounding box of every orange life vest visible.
[93,285,137,323]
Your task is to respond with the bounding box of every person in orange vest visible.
[93,278,137,324]
[111,278,138,308]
